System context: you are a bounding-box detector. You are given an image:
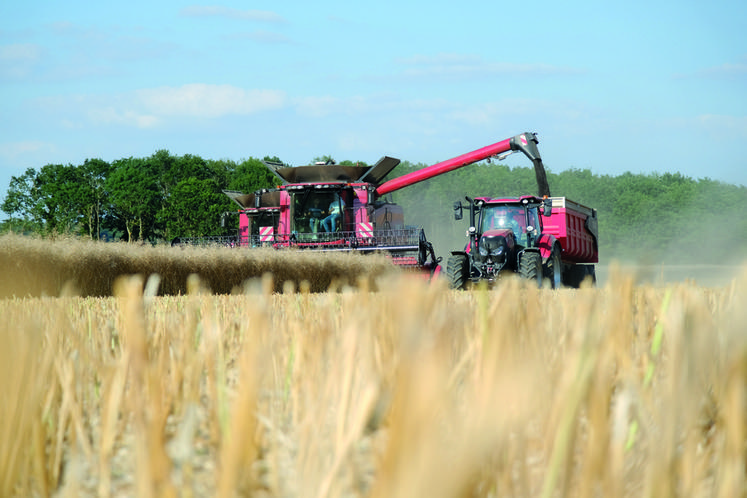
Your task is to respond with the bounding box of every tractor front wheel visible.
[446,254,469,290]
[519,252,543,288]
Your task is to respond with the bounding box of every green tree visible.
[106,157,160,242]
[227,158,277,193]
[165,177,234,238]
[31,163,91,234]
[78,158,112,239]
[1,168,39,232]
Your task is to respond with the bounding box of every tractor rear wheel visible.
[544,247,562,289]
[519,252,543,288]
[446,254,469,290]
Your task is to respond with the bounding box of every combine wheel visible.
[543,247,562,289]
[446,254,469,290]
[519,252,543,288]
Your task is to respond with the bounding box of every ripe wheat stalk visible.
[0,234,745,497]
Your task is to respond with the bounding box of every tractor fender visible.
[536,233,558,261]
[458,241,472,255]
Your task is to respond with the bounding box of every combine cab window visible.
[291,189,350,238]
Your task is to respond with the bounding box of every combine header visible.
[180,132,550,277]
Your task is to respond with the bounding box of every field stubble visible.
[1,235,746,497]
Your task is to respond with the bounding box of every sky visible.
[1,0,745,218]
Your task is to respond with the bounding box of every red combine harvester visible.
[180,132,559,278]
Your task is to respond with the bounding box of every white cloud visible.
[697,61,747,78]
[294,96,341,118]
[675,56,747,79]
[694,114,747,137]
[395,53,584,79]
[0,43,41,60]
[136,84,286,119]
[34,84,287,129]
[0,43,42,79]
[87,107,159,128]
[226,30,293,44]
[179,6,286,23]
[0,141,55,161]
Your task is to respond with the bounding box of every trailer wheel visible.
[446,254,469,290]
[519,252,543,288]
[544,247,562,289]
[562,264,596,288]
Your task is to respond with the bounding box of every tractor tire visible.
[543,246,562,289]
[562,264,597,288]
[519,251,543,288]
[446,254,469,290]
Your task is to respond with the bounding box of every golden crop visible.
[1,234,745,497]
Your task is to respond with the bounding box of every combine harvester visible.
[181,132,573,279]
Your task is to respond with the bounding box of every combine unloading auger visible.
[375,132,550,198]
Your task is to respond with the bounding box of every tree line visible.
[0,151,279,243]
[2,150,746,263]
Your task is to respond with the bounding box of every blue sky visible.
[1,0,745,216]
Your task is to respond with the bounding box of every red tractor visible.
[448,195,598,288]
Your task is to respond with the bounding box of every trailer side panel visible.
[542,197,598,263]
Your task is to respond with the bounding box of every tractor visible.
[447,195,598,288]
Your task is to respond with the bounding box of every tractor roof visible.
[475,195,545,205]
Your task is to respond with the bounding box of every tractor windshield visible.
[481,205,527,244]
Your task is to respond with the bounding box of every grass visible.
[0,234,745,497]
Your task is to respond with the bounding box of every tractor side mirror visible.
[542,198,553,217]
[453,201,463,220]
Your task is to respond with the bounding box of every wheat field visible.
[1,234,746,497]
